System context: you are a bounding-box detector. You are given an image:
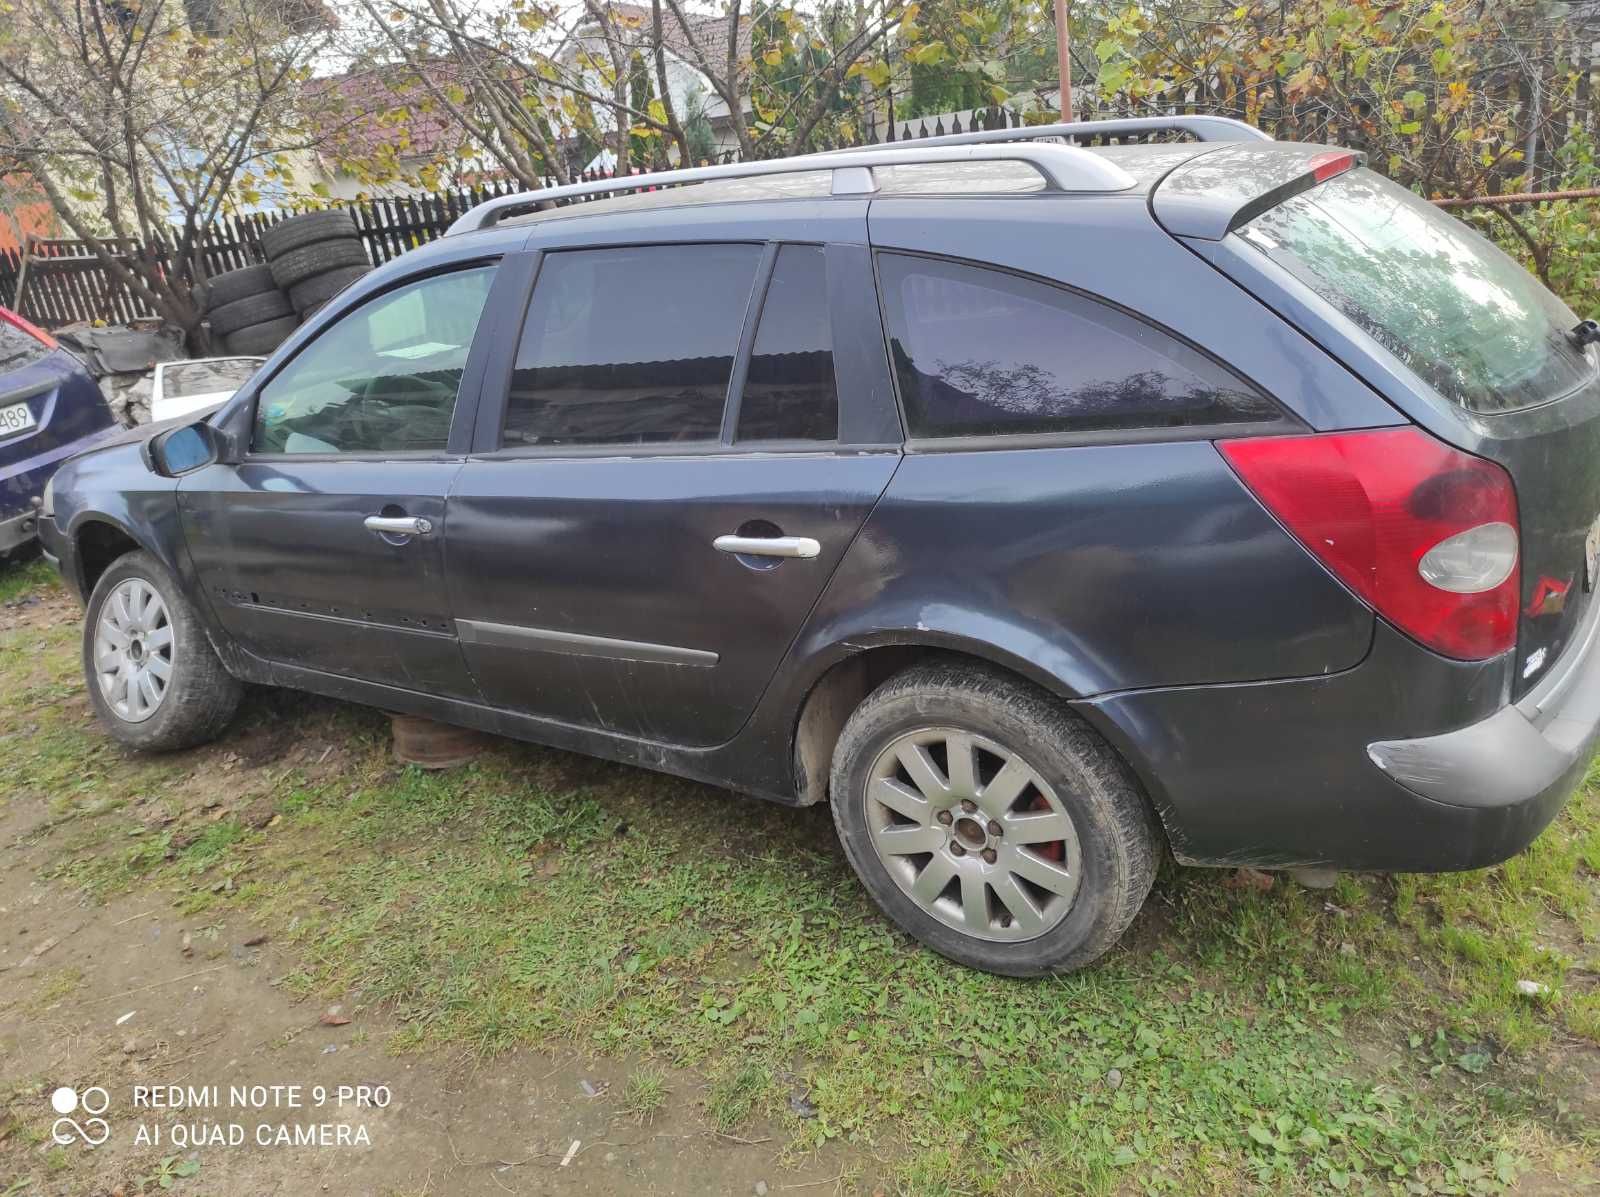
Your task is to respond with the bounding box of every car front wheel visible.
[83,550,242,751]
[829,660,1161,976]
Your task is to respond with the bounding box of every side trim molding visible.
[456,618,719,668]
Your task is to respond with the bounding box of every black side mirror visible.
[1569,319,1600,351]
[149,421,222,477]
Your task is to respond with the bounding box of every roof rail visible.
[849,114,1273,152]
[445,142,1138,236]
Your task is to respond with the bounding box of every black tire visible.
[222,314,299,356]
[203,264,277,311]
[260,209,359,260]
[207,288,293,336]
[287,265,369,315]
[828,660,1161,976]
[82,550,242,752]
[269,238,369,290]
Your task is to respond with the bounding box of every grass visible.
[622,1064,669,1124]
[2,556,1597,1194]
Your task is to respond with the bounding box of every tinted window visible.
[877,253,1278,438]
[253,266,495,454]
[505,244,760,447]
[737,245,837,443]
[1241,168,1596,413]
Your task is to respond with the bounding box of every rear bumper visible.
[1367,590,1600,853]
[0,506,40,554]
[1083,618,1584,873]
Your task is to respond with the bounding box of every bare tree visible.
[0,0,340,345]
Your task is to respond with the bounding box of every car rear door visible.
[179,261,508,698]
[447,205,902,746]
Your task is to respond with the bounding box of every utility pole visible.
[1054,0,1072,120]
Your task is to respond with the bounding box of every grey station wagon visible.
[39,116,1600,975]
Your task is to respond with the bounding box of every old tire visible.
[223,315,299,356]
[288,264,369,315]
[829,660,1161,977]
[207,288,293,337]
[203,264,278,311]
[270,239,369,290]
[261,209,359,260]
[83,550,242,752]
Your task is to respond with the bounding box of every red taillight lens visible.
[1219,427,1519,661]
[0,306,56,349]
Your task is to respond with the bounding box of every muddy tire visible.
[829,660,1160,976]
[83,550,241,752]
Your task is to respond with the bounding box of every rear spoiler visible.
[1151,144,1364,240]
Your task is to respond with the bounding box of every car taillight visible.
[1219,427,1519,661]
[0,307,56,349]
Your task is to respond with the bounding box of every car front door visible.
[179,261,506,698]
[447,217,903,746]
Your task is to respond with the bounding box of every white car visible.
[150,357,264,424]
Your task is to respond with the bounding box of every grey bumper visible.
[1370,597,1600,813]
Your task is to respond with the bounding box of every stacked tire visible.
[263,210,371,323]
[202,265,297,356]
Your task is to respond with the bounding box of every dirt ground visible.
[1,796,860,1195]
[0,586,857,1196]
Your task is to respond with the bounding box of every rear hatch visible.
[1156,152,1600,697]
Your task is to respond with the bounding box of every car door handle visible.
[713,534,820,559]
[364,515,434,536]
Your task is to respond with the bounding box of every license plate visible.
[0,400,37,438]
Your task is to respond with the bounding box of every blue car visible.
[0,307,119,557]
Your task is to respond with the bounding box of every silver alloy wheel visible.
[93,577,175,724]
[864,726,1083,942]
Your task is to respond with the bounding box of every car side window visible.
[251,265,496,455]
[876,252,1280,439]
[504,243,761,448]
[736,244,838,444]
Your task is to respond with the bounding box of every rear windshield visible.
[0,322,48,371]
[1238,168,1596,414]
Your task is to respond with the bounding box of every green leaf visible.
[1248,1124,1275,1146]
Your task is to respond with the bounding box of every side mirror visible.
[149,421,222,478]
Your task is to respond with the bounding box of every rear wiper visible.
[1569,319,1600,350]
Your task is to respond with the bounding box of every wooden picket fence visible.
[0,177,542,329]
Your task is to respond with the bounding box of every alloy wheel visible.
[863,727,1082,942]
[93,577,175,723]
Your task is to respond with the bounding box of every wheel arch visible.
[788,631,1089,808]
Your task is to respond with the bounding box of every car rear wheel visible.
[83,550,241,752]
[828,660,1160,976]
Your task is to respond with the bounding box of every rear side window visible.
[1240,168,1596,414]
[506,244,761,447]
[876,253,1278,439]
[737,245,838,443]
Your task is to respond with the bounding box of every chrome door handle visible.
[364,515,434,536]
[713,534,820,559]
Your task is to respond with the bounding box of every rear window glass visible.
[0,321,48,370]
[163,358,260,399]
[1240,168,1596,414]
